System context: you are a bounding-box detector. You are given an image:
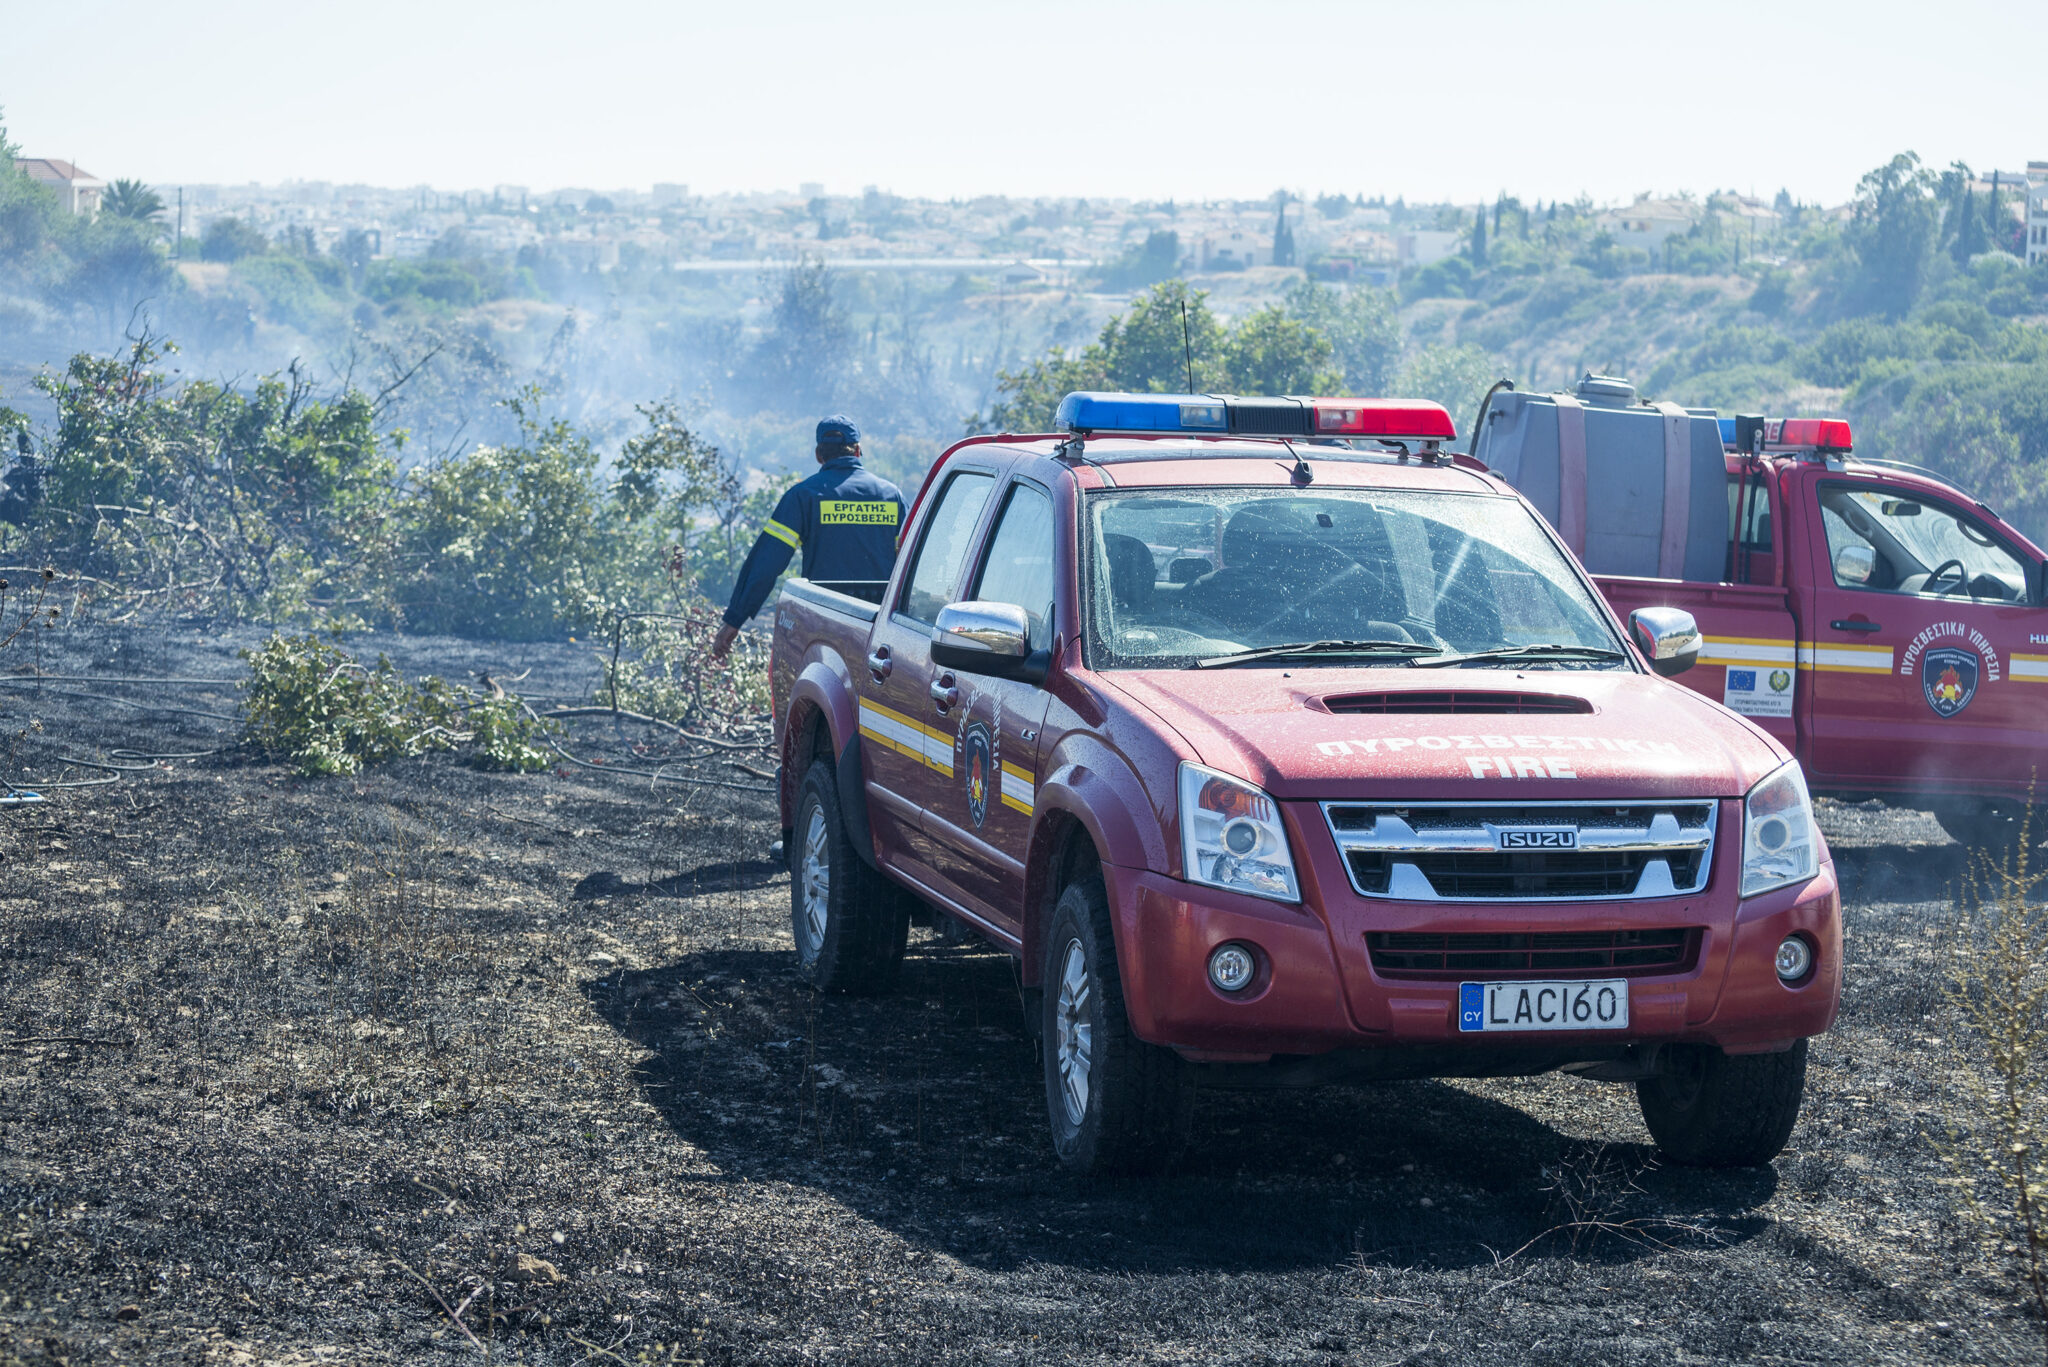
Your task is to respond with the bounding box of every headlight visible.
[1178,762,1299,902]
[1741,760,1817,897]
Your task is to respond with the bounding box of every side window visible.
[1818,482,2031,600]
[900,471,996,623]
[970,483,1056,648]
[1727,474,1771,551]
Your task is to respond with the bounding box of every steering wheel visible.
[1924,559,1968,596]
[1257,560,1370,636]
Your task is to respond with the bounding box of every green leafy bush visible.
[240,633,558,776]
[597,604,772,732]
[29,333,395,622]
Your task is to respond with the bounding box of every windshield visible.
[1083,486,1623,669]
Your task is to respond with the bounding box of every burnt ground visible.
[0,621,2040,1366]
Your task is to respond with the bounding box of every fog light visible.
[1207,943,1256,993]
[1775,936,1813,982]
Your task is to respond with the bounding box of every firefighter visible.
[711,415,904,661]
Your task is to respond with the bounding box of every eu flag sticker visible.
[1458,982,1485,1032]
[1727,668,1756,691]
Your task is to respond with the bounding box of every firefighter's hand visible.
[710,623,740,662]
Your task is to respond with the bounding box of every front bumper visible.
[1102,800,1841,1065]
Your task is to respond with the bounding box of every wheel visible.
[1932,800,2035,853]
[789,759,907,993]
[1040,875,1191,1175]
[1635,1039,1808,1168]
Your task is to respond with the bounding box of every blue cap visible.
[817,414,860,447]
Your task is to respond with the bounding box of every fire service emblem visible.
[962,720,995,828]
[1921,646,1980,718]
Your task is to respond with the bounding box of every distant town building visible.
[2026,162,2048,268]
[652,183,690,207]
[1593,196,1701,256]
[798,182,825,201]
[15,158,105,215]
[1396,229,1460,270]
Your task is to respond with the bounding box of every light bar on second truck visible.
[1056,391,1456,440]
[1717,415,1853,454]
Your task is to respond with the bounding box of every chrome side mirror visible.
[931,601,1035,677]
[1833,544,1875,586]
[1627,606,1700,678]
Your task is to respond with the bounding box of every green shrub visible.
[240,633,558,776]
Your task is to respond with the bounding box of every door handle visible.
[1830,619,1883,633]
[867,647,892,682]
[928,674,959,712]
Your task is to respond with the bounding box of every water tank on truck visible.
[1470,373,1728,582]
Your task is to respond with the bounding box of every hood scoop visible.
[1320,690,1594,716]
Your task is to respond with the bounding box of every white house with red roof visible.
[14,158,106,215]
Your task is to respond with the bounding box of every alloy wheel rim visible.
[1054,938,1093,1127]
[800,806,829,958]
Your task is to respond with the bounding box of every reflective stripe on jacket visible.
[722,457,906,627]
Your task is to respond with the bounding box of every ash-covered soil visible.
[0,622,2039,1365]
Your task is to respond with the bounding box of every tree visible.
[1095,230,1181,292]
[1220,306,1340,396]
[1469,205,1488,268]
[199,216,269,263]
[1096,280,1226,393]
[101,178,165,225]
[0,107,63,265]
[1847,152,1940,318]
[976,281,1225,431]
[1398,343,1503,439]
[57,215,173,333]
[744,258,854,411]
[1285,279,1401,393]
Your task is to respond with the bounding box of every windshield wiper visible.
[1195,639,1438,669]
[1411,643,1628,669]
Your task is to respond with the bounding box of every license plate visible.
[1458,979,1629,1032]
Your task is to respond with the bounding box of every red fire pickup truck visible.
[768,391,1840,1175]
[1473,379,2048,848]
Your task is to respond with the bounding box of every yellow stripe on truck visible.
[1698,636,1797,667]
[1000,760,1036,815]
[858,701,954,778]
[1797,643,1895,674]
[2011,653,2048,683]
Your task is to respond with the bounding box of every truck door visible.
[859,467,998,874]
[917,478,1056,938]
[1799,474,2047,793]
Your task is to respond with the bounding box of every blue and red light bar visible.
[1717,415,1853,454]
[1055,392,1456,441]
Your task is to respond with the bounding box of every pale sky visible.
[2,0,2040,206]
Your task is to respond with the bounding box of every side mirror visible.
[1833,544,1876,585]
[1627,606,1700,678]
[931,601,1045,681]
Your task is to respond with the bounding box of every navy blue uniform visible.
[722,456,906,627]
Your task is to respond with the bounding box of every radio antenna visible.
[1181,300,1195,393]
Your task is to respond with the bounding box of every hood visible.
[1101,668,1785,802]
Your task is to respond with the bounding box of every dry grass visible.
[1936,808,2048,1362]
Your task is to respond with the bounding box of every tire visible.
[1040,875,1191,1175]
[789,759,907,994]
[1635,1039,1808,1168]
[1932,800,2036,853]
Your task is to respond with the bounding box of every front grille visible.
[1323,802,1717,901]
[1322,690,1593,715]
[1367,928,1698,979]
